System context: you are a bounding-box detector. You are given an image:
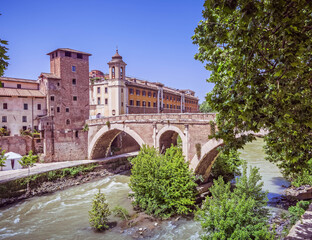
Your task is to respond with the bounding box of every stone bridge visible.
[86,113,223,179]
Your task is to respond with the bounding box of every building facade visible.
[0,48,91,161]
[90,50,199,118]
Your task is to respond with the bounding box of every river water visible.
[0,138,289,239]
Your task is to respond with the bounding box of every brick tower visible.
[39,48,91,161]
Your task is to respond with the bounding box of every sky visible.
[1,0,213,103]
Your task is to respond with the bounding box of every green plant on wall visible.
[195,143,201,159]
[106,121,111,128]
[83,124,89,132]
[0,148,7,170]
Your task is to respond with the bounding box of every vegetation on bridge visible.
[193,0,312,184]
[129,145,197,219]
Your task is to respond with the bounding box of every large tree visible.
[0,13,9,78]
[193,0,312,179]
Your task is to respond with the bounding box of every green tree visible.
[192,0,312,181]
[19,150,38,194]
[199,100,215,113]
[129,145,197,219]
[197,165,272,239]
[0,148,7,170]
[89,189,111,231]
[0,14,9,77]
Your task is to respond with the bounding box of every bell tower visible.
[107,49,127,116]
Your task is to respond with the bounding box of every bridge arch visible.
[155,125,187,156]
[89,124,145,159]
[189,139,224,180]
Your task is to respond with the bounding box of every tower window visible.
[72,79,76,85]
[17,84,21,89]
[72,66,76,72]
[2,116,7,122]
[57,107,60,112]
[3,103,7,109]
[37,104,41,110]
[75,131,79,138]
[24,103,28,110]
[65,51,71,57]
[57,82,60,86]
[112,67,115,79]
[22,116,27,122]
[73,96,77,101]
[50,96,55,101]
[105,87,108,93]
[121,88,123,93]
[97,87,100,93]
[77,53,83,59]
[66,107,69,112]
[105,98,108,105]
[120,67,123,78]
[66,119,70,125]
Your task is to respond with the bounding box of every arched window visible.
[66,119,70,125]
[120,67,123,79]
[112,66,115,79]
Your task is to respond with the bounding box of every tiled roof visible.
[47,48,92,56]
[0,77,38,84]
[0,88,45,97]
[40,73,61,79]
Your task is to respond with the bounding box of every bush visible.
[211,149,243,182]
[197,165,273,240]
[288,201,311,225]
[89,190,111,231]
[291,169,312,188]
[112,205,130,221]
[129,145,197,219]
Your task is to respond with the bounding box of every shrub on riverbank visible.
[129,145,197,219]
[197,165,273,239]
[89,190,110,231]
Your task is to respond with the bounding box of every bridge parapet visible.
[87,113,216,126]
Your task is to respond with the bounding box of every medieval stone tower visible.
[107,50,127,116]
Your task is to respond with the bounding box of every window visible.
[170,96,172,101]
[105,98,108,105]
[105,87,108,93]
[136,89,140,95]
[3,103,7,109]
[17,84,21,89]
[166,96,169,100]
[130,100,134,106]
[170,105,172,109]
[22,116,27,122]
[2,116,7,122]
[148,102,151,107]
[55,52,58,57]
[129,88,134,95]
[24,103,28,110]
[57,107,60,113]
[121,88,123,93]
[163,103,165,108]
[37,104,41,110]
[142,91,146,96]
[174,105,176,109]
[65,51,71,57]
[51,107,54,113]
[97,87,100,93]
[75,131,79,138]
[153,102,156,108]
[120,67,123,78]
[50,96,55,101]
[73,96,77,101]
[148,92,151,97]
[97,97,101,105]
[52,53,54,59]
[136,101,140,106]
[77,53,83,59]
[66,107,69,112]
[72,66,76,72]
[121,102,123,107]
[22,126,27,131]
[142,101,146,106]
[57,82,60,87]
[112,66,115,79]
[72,79,76,85]
[66,119,70,125]
[167,104,169,109]
[153,92,157,98]
[173,97,175,101]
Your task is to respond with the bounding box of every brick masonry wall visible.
[0,136,32,155]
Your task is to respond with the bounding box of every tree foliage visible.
[199,100,215,113]
[197,165,272,239]
[0,14,9,77]
[89,189,111,231]
[0,148,7,168]
[193,0,312,180]
[129,145,197,219]
[211,149,243,182]
[19,150,38,175]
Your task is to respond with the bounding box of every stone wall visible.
[0,136,32,155]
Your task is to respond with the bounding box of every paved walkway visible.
[0,152,138,183]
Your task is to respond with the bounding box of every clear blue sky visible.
[1,0,213,102]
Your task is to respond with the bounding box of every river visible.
[0,138,289,239]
